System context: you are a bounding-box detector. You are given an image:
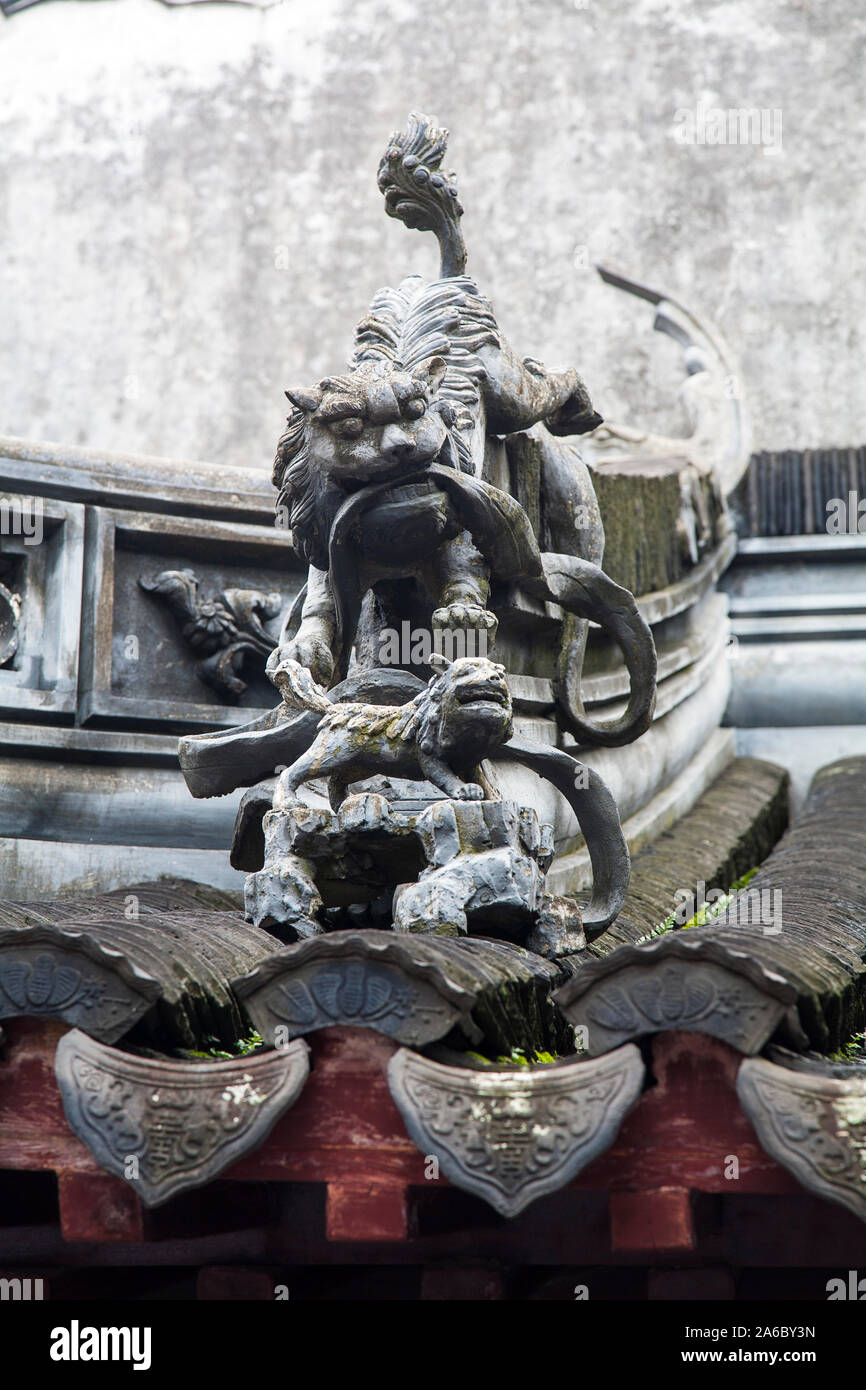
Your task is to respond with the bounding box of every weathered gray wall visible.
[0,0,863,469]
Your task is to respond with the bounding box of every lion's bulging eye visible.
[334,417,364,440]
[403,398,426,420]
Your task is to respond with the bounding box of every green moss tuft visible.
[637,865,762,944]
[177,1029,264,1062]
[828,1030,866,1064]
[465,1046,560,1068]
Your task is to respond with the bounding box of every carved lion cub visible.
[268,650,513,811]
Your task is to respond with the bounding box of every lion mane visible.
[273,274,501,571]
[272,400,334,572]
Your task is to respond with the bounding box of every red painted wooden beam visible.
[57,1171,149,1245]
[578,1031,800,1197]
[609,1188,695,1253]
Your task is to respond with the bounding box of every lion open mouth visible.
[455,681,510,708]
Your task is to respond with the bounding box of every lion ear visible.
[428,650,452,673]
[417,356,448,395]
[285,385,322,413]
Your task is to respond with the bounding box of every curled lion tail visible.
[377,112,467,279]
[267,655,332,714]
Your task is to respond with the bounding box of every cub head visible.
[417,653,513,763]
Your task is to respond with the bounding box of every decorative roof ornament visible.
[179,112,659,957]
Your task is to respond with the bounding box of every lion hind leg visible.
[327,774,350,812]
[273,745,324,810]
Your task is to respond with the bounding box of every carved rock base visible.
[393,798,554,939]
[245,792,579,953]
[245,793,423,936]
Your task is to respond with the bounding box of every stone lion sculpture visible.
[271,112,656,748]
[179,113,659,949]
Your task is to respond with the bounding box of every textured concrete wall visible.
[0,0,863,470]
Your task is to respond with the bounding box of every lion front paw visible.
[432,602,499,638]
[456,782,485,801]
[273,633,334,689]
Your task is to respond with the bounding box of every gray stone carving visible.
[179,112,658,858]
[237,918,572,1056]
[0,894,281,1050]
[0,581,20,667]
[269,651,513,809]
[232,927,568,1055]
[0,497,84,719]
[55,1029,310,1207]
[234,929,479,1048]
[140,568,282,701]
[393,797,554,940]
[0,929,162,1043]
[81,505,302,728]
[245,644,632,947]
[0,101,753,908]
[388,1043,645,1216]
[738,1055,866,1223]
[270,111,652,747]
[554,934,799,1056]
[245,792,419,938]
[273,398,655,747]
[245,788,577,949]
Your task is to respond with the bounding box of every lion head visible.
[273,356,454,570]
[416,653,513,765]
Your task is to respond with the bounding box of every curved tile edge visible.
[388,1043,645,1218]
[55,1029,310,1208]
[738,1055,866,1223]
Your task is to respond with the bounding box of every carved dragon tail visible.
[377,112,468,278]
[265,654,332,715]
